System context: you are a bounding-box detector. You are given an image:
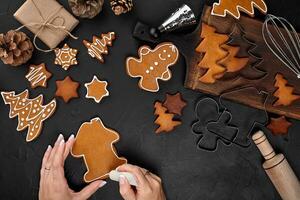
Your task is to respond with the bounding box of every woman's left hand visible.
[39,134,106,200]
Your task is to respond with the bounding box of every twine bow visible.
[15,0,78,52]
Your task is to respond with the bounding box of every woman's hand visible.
[118,164,166,200]
[39,134,106,200]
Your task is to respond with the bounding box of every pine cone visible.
[110,0,133,15]
[0,30,34,67]
[69,0,104,19]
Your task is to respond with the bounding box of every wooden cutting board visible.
[184,6,300,120]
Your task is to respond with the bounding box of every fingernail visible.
[59,139,65,146]
[68,134,74,141]
[46,145,52,151]
[99,181,107,188]
[119,175,126,185]
[56,134,63,143]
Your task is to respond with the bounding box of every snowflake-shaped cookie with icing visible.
[85,76,109,103]
[54,43,78,70]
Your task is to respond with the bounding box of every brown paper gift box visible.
[14,0,79,49]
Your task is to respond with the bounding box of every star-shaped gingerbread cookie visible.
[55,76,80,103]
[85,76,109,103]
[267,116,292,136]
[163,92,187,115]
[54,43,78,70]
[25,63,52,89]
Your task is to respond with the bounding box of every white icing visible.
[25,66,48,87]
[159,53,166,61]
[0,90,57,142]
[86,32,115,61]
[84,76,109,103]
[55,44,78,70]
[211,0,267,19]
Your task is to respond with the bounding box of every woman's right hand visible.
[117,164,166,200]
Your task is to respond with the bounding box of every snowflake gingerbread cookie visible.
[54,43,78,70]
[25,63,52,89]
[85,76,109,103]
[126,42,179,92]
[1,90,56,142]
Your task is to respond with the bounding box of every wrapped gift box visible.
[14,0,79,49]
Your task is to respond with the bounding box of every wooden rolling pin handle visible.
[252,130,276,160]
[252,130,300,200]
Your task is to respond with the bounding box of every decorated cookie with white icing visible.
[85,76,109,103]
[126,42,179,92]
[25,63,52,89]
[1,90,56,142]
[83,32,116,63]
[54,43,78,70]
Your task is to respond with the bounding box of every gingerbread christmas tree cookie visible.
[273,74,300,106]
[71,117,127,182]
[211,0,267,19]
[163,92,187,116]
[1,90,56,142]
[54,43,78,70]
[55,76,80,103]
[83,32,116,63]
[126,42,179,92]
[85,76,109,103]
[196,23,228,83]
[154,102,181,134]
[25,63,52,89]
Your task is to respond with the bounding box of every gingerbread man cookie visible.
[71,117,127,182]
[85,76,109,103]
[25,63,52,89]
[54,43,78,70]
[126,42,179,92]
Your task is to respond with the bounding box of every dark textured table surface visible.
[0,0,299,199]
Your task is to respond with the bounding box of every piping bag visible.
[109,170,138,186]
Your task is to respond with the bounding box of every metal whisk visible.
[262,14,300,78]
